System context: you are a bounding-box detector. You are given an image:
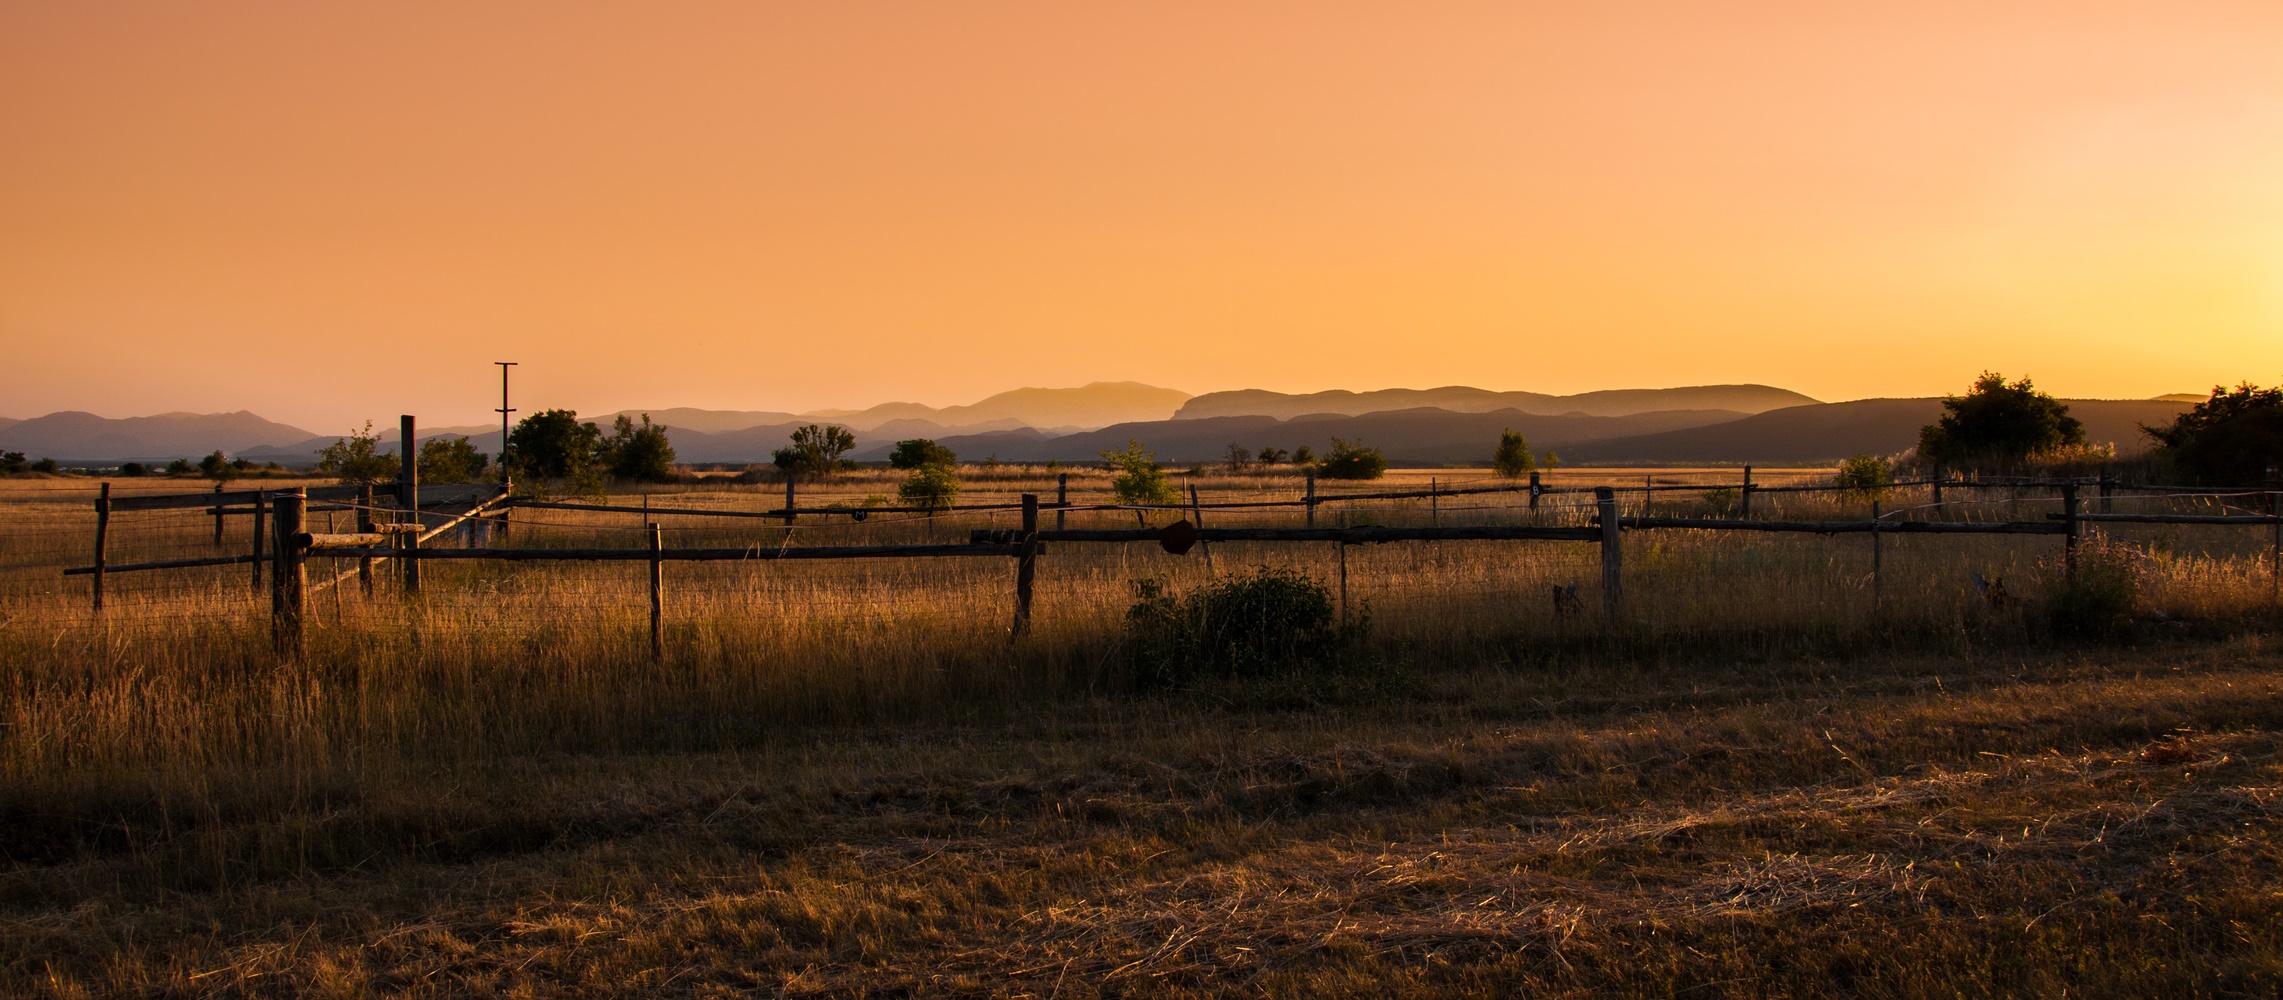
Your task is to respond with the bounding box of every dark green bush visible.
[1125,566,1360,687]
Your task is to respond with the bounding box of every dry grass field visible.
[4,468,2282,996]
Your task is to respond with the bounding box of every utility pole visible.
[494,362,518,487]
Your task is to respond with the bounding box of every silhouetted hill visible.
[875,407,1748,465]
[1176,384,1817,421]
[0,411,320,462]
[1564,398,2194,465]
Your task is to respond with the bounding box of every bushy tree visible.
[773,423,856,478]
[1292,445,1315,465]
[1101,439,1178,506]
[1491,429,1534,478]
[119,461,148,477]
[509,409,604,481]
[897,464,960,508]
[1317,438,1387,480]
[1256,446,1288,464]
[164,458,194,476]
[197,450,238,483]
[418,436,488,484]
[315,421,401,485]
[600,413,676,481]
[30,457,59,474]
[1835,454,1893,500]
[1917,372,2085,468]
[889,438,956,470]
[0,452,24,474]
[2142,383,2283,485]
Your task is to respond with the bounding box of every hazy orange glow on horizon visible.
[5,1,2282,430]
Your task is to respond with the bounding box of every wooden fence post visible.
[1305,470,1317,528]
[357,485,375,596]
[92,483,110,613]
[2062,481,2081,578]
[212,483,225,546]
[1430,476,1439,525]
[1870,499,1883,611]
[1930,466,1943,509]
[400,415,420,594]
[1012,493,1038,639]
[2099,471,2114,515]
[1056,473,1068,531]
[1740,466,1754,519]
[783,475,796,525]
[1596,486,1622,617]
[648,523,664,662]
[250,490,267,590]
[2269,491,2279,609]
[271,489,306,659]
[1188,484,1214,575]
[1528,471,1540,511]
[1338,542,1348,624]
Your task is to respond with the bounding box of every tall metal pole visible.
[495,361,517,487]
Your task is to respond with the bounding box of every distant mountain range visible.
[0,383,2204,467]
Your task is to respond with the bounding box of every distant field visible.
[4,469,2280,995]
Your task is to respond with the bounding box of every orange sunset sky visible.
[5,1,2282,431]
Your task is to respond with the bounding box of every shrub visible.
[2047,542,2141,638]
[1124,566,1356,687]
[1491,429,1534,478]
[30,457,59,475]
[0,452,24,474]
[164,458,194,476]
[1835,454,1893,500]
[196,450,238,483]
[600,414,675,482]
[889,438,955,470]
[1292,445,1315,465]
[119,461,148,477]
[897,464,960,508]
[418,436,489,484]
[1918,371,2085,469]
[1317,438,1387,480]
[1101,439,1177,506]
[2142,383,2283,486]
[1257,446,1288,464]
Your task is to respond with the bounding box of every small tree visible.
[509,409,604,481]
[30,457,59,474]
[1256,446,1288,464]
[600,413,676,481]
[1224,443,1253,471]
[1917,372,2085,469]
[897,464,960,509]
[1491,429,1534,478]
[119,461,148,477]
[1834,454,1893,500]
[0,452,24,474]
[1101,439,1178,508]
[773,423,856,478]
[1317,438,1387,480]
[889,438,956,470]
[316,422,403,485]
[1292,445,1315,466]
[197,450,238,483]
[418,436,488,484]
[2142,383,2283,485]
[164,458,194,476]
[1542,449,1561,470]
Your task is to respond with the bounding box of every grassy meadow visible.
[4,467,2282,996]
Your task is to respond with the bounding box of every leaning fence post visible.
[250,489,267,590]
[356,485,375,596]
[1596,486,1622,617]
[1305,470,1317,528]
[92,482,110,614]
[1740,466,1754,519]
[2062,481,2081,578]
[400,415,420,594]
[648,523,664,662]
[1012,493,1038,639]
[271,489,306,659]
